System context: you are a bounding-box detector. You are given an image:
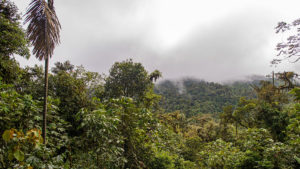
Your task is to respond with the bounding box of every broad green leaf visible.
[2,130,11,142]
[8,152,14,161]
[295,156,300,164]
[14,150,25,161]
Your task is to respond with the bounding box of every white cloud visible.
[13,0,300,82]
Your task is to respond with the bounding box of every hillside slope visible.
[154,78,257,117]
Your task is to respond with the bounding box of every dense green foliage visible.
[0,0,29,59]
[0,0,29,84]
[155,78,257,117]
[1,1,300,168]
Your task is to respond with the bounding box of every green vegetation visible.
[1,1,300,168]
[155,78,257,117]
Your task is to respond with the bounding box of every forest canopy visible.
[1,1,300,169]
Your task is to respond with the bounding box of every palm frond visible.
[25,0,61,60]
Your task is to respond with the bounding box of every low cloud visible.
[15,0,300,82]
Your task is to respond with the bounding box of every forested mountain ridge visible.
[155,78,258,117]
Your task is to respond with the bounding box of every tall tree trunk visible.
[123,138,130,169]
[235,121,238,139]
[42,56,49,144]
[272,71,275,87]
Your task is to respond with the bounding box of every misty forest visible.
[1,0,300,169]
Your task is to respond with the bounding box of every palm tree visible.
[25,0,61,144]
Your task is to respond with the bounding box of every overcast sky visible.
[14,0,300,82]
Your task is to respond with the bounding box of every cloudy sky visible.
[14,0,300,82]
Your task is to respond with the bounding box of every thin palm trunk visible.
[235,121,238,139]
[25,0,61,144]
[42,56,49,144]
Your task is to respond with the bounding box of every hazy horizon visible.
[13,0,300,83]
